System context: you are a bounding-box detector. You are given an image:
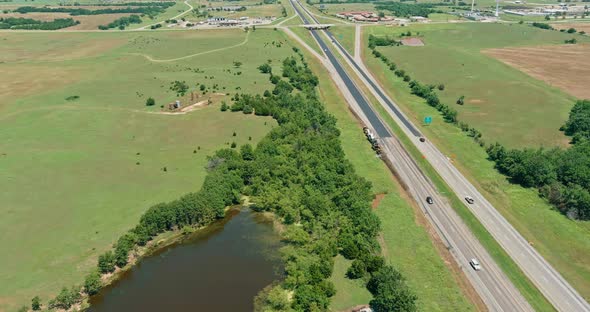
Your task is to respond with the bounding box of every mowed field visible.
[362,23,590,304]
[288,30,476,312]
[367,23,589,148]
[0,28,296,311]
[484,44,590,99]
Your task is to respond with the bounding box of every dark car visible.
[419,137,426,142]
[426,196,434,204]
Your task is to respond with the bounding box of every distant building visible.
[336,11,385,22]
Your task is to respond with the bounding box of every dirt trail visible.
[128,31,250,63]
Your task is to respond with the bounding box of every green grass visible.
[286,31,476,311]
[0,28,296,311]
[366,23,590,148]
[361,23,590,308]
[329,25,356,56]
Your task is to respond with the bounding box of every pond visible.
[87,208,283,311]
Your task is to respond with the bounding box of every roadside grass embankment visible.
[362,22,590,309]
[0,28,293,311]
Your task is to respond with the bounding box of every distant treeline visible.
[368,34,401,48]
[532,22,553,30]
[98,14,141,30]
[487,100,590,220]
[36,49,416,312]
[14,2,174,16]
[0,17,79,30]
[374,2,443,17]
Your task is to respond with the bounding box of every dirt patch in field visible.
[371,193,386,209]
[0,12,131,30]
[483,44,590,99]
[468,99,484,104]
[401,37,424,46]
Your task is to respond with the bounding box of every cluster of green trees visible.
[532,22,553,30]
[374,2,441,17]
[487,100,590,220]
[368,34,401,48]
[98,14,141,30]
[226,53,415,311]
[0,17,78,30]
[14,2,173,16]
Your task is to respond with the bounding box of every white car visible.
[465,196,475,204]
[470,258,482,271]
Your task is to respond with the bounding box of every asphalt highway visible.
[292,1,590,312]
[288,1,590,311]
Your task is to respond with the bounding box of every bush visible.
[31,296,41,311]
[346,259,366,279]
[83,271,102,296]
[48,287,81,310]
[98,251,116,274]
[145,97,155,106]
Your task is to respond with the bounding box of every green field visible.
[367,22,589,148]
[290,32,475,311]
[0,28,296,311]
[361,23,590,305]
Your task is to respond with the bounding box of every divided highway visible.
[289,1,590,311]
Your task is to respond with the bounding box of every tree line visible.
[239,53,416,311]
[0,17,79,30]
[487,100,590,220]
[374,2,443,17]
[98,14,141,30]
[29,50,416,312]
[14,3,173,16]
[368,34,401,49]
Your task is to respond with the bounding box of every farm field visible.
[484,44,590,99]
[0,28,295,311]
[0,1,192,30]
[0,11,131,30]
[292,32,476,312]
[552,22,590,33]
[366,22,590,148]
[362,23,590,304]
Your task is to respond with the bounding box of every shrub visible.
[145,97,155,106]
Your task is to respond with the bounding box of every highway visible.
[288,0,590,311]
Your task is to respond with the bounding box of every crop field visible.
[366,22,590,148]
[362,23,590,304]
[0,28,296,311]
[484,44,590,99]
[291,33,476,312]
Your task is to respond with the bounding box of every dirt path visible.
[129,31,250,63]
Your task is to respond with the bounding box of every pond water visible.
[87,208,283,311]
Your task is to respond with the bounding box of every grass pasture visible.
[0,28,295,311]
[288,31,476,311]
[366,22,589,148]
[362,23,590,305]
